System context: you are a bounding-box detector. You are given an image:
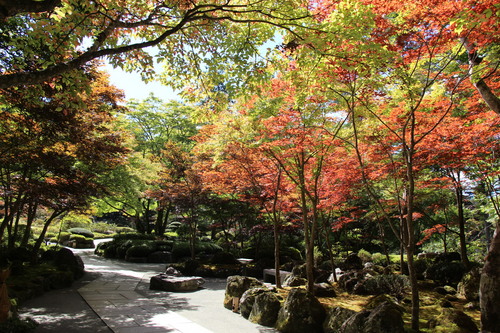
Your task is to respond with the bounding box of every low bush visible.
[57,232,71,243]
[0,317,38,333]
[126,244,156,257]
[67,228,94,238]
[113,233,155,241]
[172,241,222,260]
[358,249,373,263]
[371,252,388,266]
[69,234,86,241]
[115,227,136,234]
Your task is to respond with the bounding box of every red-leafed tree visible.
[0,66,128,257]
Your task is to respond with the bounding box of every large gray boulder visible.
[275,288,326,333]
[363,302,405,333]
[224,275,265,310]
[339,302,405,333]
[323,307,356,333]
[248,292,281,327]
[340,311,370,333]
[240,287,271,318]
[149,274,205,292]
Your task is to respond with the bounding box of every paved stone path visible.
[20,245,276,333]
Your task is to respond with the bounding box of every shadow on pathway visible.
[20,246,277,333]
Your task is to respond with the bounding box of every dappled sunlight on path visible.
[21,243,276,333]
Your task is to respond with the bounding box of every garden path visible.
[20,242,276,333]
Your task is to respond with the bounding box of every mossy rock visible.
[427,308,478,333]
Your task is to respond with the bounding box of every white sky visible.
[104,64,179,102]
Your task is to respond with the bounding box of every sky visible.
[104,63,179,102]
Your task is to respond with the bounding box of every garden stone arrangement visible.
[221,250,481,333]
[150,266,205,292]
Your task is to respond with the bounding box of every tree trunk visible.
[455,184,470,268]
[273,221,281,288]
[480,225,500,333]
[155,209,164,235]
[32,210,64,261]
[460,37,500,115]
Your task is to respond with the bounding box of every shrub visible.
[171,241,222,260]
[103,244,118,258]
[0,317,38,333]
[358,249,373,263]
[197,241,222,254]
[57,232,71,243]
[155,240,174,252]
[126,244,155,257]
[172,242,192,259]
[69,234,86,241]
[282,247,303,261]
[67,228,94,238]
[115,227,136,234]
[370,252,387,266]
[113,232,155,241]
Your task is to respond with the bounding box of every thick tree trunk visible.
[460,37,500,115]
[480,225,500,333]
[474,79,500,115]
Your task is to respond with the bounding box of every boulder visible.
[457,267,480,302]
[434,285,457,295]
[365,294,403,312]
[355,274,409,297]
[149,274,205,292]
[240,287,271,318]
[339,302,405,333]
[323,307,356,333]
[363,301,405,333]
[313,283,336,297]
[248,292,281,327]
[340,253,363,271]
[425,261,466,286]
[165,266,183,276]
[340,311,370,333]
[275,288,326,333]
[283,275,307,287]
[427,308,478,333]
[223,276,265,310]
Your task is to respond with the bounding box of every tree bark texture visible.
[480,226,500,333]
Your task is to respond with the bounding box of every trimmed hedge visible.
[67,228,94,238]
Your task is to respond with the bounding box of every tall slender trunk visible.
[272,170,283,288]
[21,200,38,247]
[32,209,64,261]
[455,183,470,268]
[298,165,315,293]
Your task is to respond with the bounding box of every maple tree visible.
[0,65,128,256]
[0,0,312,94]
